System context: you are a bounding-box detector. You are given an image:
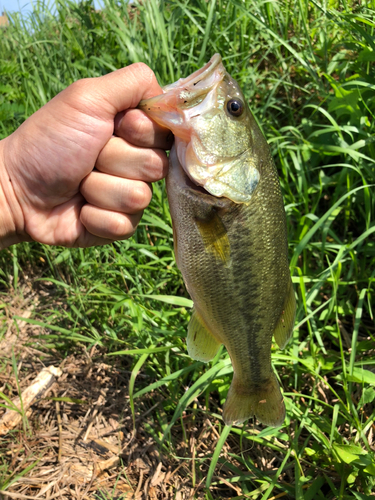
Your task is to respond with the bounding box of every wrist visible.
[0,137,28,249]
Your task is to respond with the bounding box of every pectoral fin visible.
[195,210,230,266]
[274,281,296,349]
[187,310,222,362]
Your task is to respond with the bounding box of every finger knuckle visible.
[67,78,91,96]
[65,78,96,108]
[125,113,150,143]
[128,62,155,84]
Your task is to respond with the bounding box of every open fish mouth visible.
[138,54,226,136]
[139,54,260,203]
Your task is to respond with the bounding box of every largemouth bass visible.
[139,54,296,427]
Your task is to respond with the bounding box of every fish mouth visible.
[138,54,225,138]
[184,169,212,195]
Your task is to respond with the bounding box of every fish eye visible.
[227,99,244,117]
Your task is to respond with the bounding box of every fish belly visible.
[167,147,295,427]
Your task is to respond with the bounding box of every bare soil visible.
[0,280,291,500]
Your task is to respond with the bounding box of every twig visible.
[54,398,63,463]
[83,394,105,442]
[134,468,144,499]
[0,366,62,436]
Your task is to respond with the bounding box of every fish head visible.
[139,54,261,203]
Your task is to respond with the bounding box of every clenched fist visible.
[0,63,172,249]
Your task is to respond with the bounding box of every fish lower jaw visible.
[175,139,259,203]
[175,143,230,199]
[175,139,214,190]
[181,169,257,204]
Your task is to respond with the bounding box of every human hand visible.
[0,63,171,249]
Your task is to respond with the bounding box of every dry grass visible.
[0,280,302,500]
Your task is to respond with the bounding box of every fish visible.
[139,54,296,427]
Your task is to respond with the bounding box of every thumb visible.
[60,62,164,121]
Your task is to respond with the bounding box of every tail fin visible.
[222,373,285,427]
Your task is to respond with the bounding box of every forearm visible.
[0,137,28,249]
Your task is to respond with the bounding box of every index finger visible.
[115,108,173,149]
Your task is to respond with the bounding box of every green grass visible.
[0,0,375,498]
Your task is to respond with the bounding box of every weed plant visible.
[0,0,374,498]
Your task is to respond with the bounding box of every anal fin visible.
[274,280,296,350]
[187,310,222,362]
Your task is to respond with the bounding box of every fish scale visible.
[139,54,296,426]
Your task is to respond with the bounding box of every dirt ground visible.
[0,281,291,500]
